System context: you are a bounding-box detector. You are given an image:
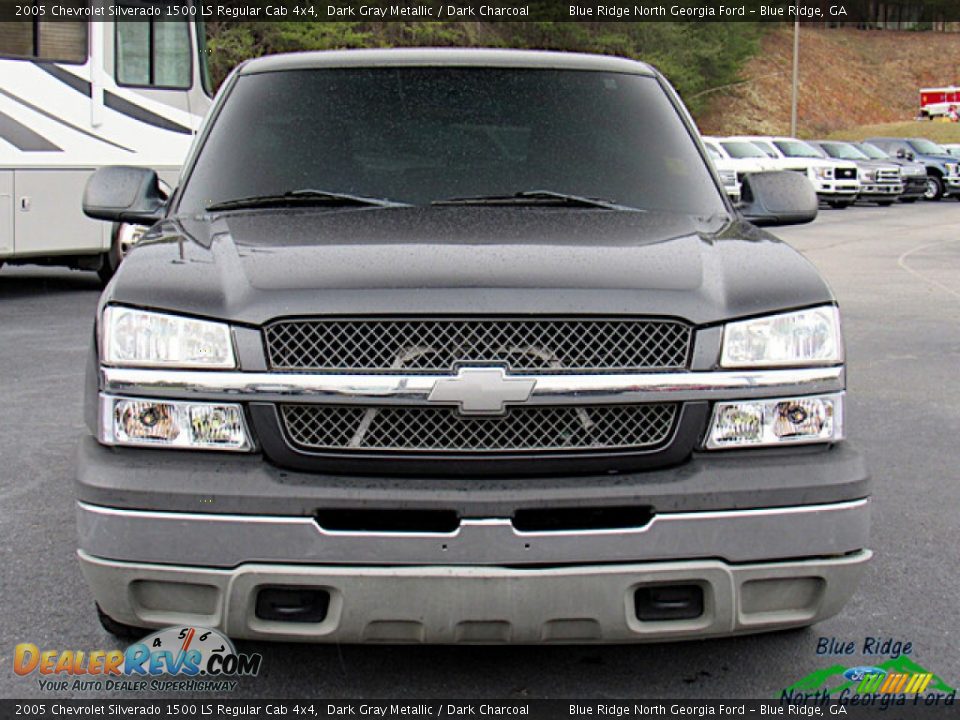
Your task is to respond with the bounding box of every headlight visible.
[718,169,737,187]
[101,306,236,369]
[705,393,843,449]
[812,166,834,180]
[946,163,959,176]
[862,170,876,182]
[720,306,843,368]
[100,395,252,451]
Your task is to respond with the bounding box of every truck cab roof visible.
[237,48,658,76]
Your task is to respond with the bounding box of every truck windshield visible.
[774,140,822,159]
[908,138,947,155]
[177,68,726,217]
[820,142,869,161]
[720,141,767,159]
[856,143,891,160]
[749,141,780,159]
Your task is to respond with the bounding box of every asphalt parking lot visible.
[1,201,958,700]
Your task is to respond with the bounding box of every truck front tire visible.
[96,603,147,640]
[924,175,944,201]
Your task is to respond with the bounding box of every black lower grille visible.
[281,404,677,454]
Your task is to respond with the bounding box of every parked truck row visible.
[704,134,959,206]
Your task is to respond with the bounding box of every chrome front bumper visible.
[860,183,904,195]
[814,181,859,195]
[77,499,869,567]
[78,499,870,643]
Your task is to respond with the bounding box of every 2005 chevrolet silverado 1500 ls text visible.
[78,49,870,644]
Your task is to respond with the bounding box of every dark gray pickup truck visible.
[79,49,869,644]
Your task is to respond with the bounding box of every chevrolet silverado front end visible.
[78,49,870,643]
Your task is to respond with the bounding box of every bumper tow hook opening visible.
[635,584,704,621]
[255,586,331,623]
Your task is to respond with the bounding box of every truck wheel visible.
[924,175,944,201]
[96,604,148,640]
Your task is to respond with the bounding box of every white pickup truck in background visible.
[731,135,861,208]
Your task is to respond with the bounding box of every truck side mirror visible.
[738,171,817,227]
[83,166,165,225]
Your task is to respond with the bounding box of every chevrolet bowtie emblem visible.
[428,367,537,415]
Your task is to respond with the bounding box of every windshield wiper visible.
[206,189,409,212]
[431,190,631,210]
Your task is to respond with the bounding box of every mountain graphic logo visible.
[783,656,955,696]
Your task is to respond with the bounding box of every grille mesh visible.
[281,404,677,454]
[264,319,691,373]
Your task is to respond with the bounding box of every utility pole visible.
[790,20,799,136]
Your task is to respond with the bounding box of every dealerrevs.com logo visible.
[14,626,262,693]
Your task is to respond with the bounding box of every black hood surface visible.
[106,207,833,327]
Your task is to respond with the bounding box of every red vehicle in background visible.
[919,86,960,119]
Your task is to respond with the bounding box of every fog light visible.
[711,402,764,446]
[705,393,842,449]
[101,395,252,451]
[117,400,181,443]
[773,398,828,439]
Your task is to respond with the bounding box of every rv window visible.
[0,21,87,64]
[116,19,190,89]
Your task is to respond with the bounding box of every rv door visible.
[0,171,12,258]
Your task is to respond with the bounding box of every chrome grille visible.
[264,318,692,373]
[877,168,900,182]
[835,168,857,180]
[281,404,677,454]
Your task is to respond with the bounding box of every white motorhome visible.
[0,16,212,281]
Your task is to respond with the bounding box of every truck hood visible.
[853,160,900,172]
[887,159,927,175]
[788,157,856,170]
[915,152,959,167]
[718,158,779,173]
[106,207,833,327]
[767,156,854,172]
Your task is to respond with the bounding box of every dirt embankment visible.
[697,26,960,138]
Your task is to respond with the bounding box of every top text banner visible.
[5,0,960,23]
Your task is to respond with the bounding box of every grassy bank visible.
[698,27,960,137]
[824,121,960,143]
